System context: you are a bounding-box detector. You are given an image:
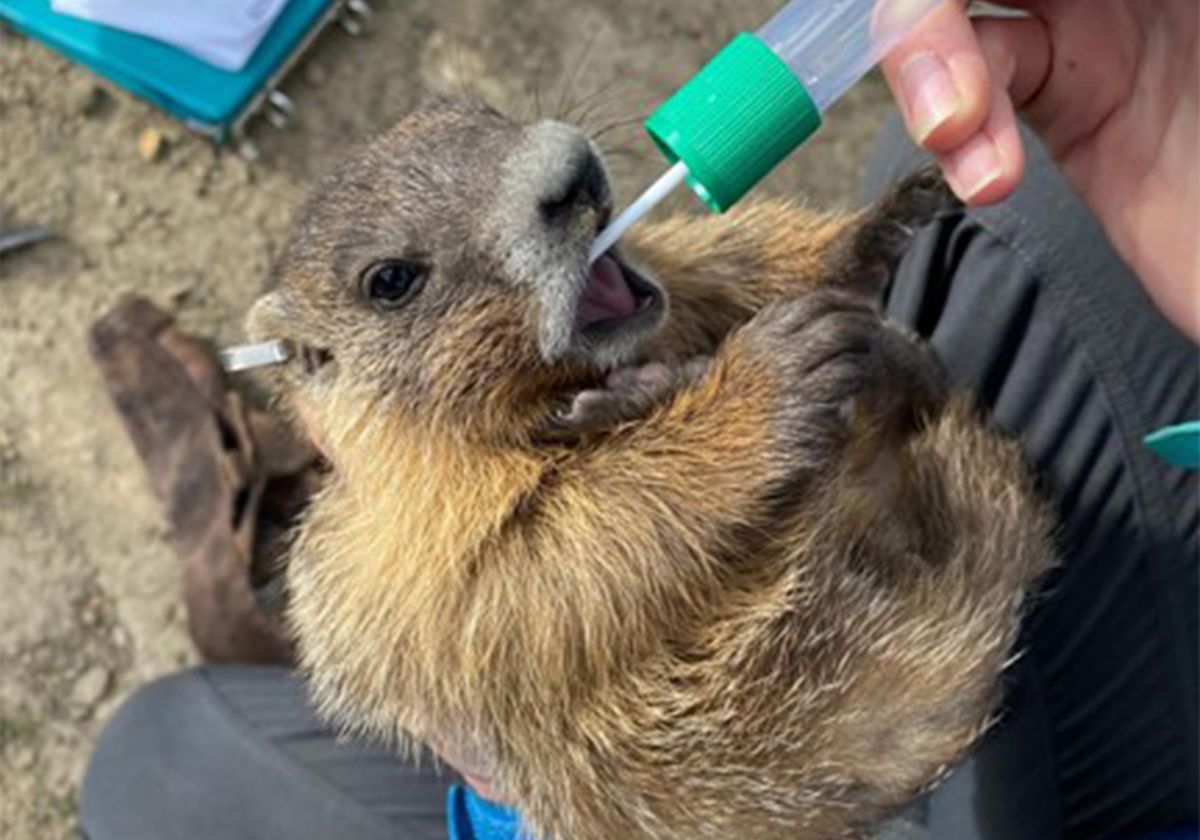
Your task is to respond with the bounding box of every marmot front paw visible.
[544,358,711,439]
[731,288,945,462]
[737,289,878,414]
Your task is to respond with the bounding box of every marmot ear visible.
[246,290,297,342]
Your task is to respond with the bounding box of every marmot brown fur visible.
[246,98,1055,839]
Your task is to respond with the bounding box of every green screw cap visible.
[645,32,821,213]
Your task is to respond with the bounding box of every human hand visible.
[882,0,1199,340]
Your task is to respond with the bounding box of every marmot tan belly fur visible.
[246,99,1055,839]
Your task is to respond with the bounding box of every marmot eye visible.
[362,260,426,309]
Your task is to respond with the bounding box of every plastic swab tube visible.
[590,162,688,262]
[589,0,947,263]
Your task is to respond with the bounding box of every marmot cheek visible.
[292,398,334,463]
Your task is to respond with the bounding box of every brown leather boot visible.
[89,295,323,664]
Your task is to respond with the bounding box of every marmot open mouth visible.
[575,253,661,334]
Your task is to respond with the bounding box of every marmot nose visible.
[538,151,610,225]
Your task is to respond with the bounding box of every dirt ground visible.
[0,1,893,835]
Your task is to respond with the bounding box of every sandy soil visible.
[0,1,892,835]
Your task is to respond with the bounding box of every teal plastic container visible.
[0,0,336,140]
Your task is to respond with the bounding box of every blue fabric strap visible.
[447,784,523,840]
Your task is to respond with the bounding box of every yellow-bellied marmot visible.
[246,98,1055,839]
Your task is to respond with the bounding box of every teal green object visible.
[0,0,334,139]
[645,32,822,212]
[1144,422,1200,470]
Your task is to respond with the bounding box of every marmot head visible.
[249,99,665,440]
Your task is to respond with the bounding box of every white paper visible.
[51,0,291,72]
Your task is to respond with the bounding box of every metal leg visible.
[265,90,295,129]
[339,0,372,36]
[347,0,373,20]
[236,138,260,163]
[267,90,295,116]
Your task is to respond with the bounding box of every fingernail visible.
[900,52,959,143]
[947,132,1004,200]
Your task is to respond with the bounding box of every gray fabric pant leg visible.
[865,115,1199,840]
[80,665,451,840]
